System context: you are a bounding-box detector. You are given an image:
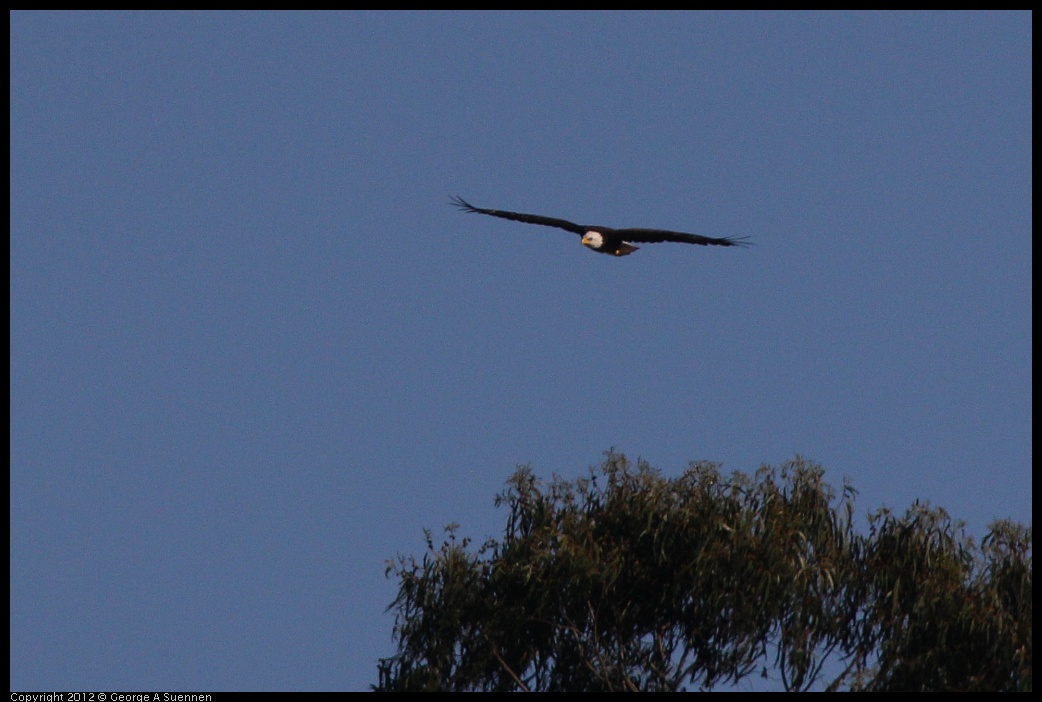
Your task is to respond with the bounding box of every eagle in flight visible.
[452,196,748,256]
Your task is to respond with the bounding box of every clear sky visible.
[10,11,1031,692]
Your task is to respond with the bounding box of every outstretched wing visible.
[616,228,750,247]
[451,196,586,236]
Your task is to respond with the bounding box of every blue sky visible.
[10,11,1031,691]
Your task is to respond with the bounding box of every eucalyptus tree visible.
[376,452,1030,692]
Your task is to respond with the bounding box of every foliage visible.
[375,451,1031,691]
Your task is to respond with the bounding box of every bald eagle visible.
[452,196,748,256]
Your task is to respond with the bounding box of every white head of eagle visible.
[581,230,640,256]
[452,196,749,256]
